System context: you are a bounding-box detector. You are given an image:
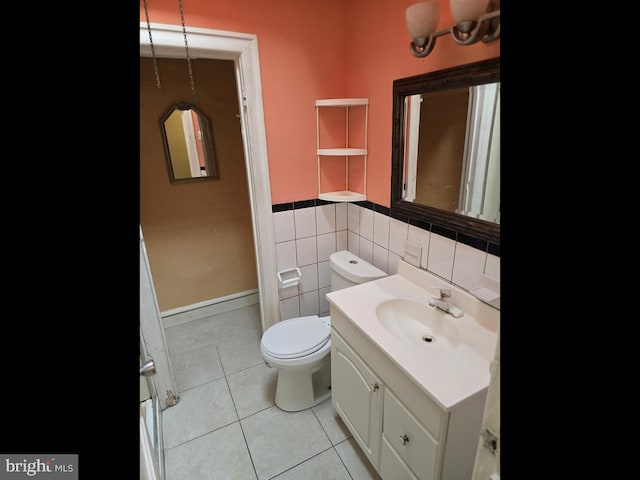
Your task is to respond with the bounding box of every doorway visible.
[140,22,279,332]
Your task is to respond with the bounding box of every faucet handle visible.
[431,286,451,298]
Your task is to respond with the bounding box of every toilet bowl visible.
[261,250,387,412]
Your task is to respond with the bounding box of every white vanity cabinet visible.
[331,328,383,467]
[330,307,487,480]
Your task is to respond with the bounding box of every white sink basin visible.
[376,298,462,349]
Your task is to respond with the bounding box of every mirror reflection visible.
[160,102,219,183]
[403,82,500,224]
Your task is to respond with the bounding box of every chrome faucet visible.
[428,288,464,318]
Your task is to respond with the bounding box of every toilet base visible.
[274,356,331,412]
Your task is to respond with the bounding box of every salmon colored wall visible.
[140,0,499,207]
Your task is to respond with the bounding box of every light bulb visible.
[449,0,489,24]
[406,1,441,41]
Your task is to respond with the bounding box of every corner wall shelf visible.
[315,98,369,203]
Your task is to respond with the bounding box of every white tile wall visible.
[275,241,297,271]
[299,264,318,294]
[272,202,500,320]
[336,203,347,231]
[359,238,374,264]
[316,204,335,235]
[294,207,317,238]
[273,211,295,243]
[452,242,486,291]
[408,224,430,269]
[317,232,336,262]
[373,212,390,249]
[347,203,360,234]
[296,237,317,266]
[426,232,455,281]
[389,218,408,256]
[359,208,374,241]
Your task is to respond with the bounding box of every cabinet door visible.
[331,330,383,470]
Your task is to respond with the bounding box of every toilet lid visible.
[262,316,330,359]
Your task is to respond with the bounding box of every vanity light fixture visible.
[406,0,500,58]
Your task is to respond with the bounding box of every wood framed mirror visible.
[159,102,219,183]
[390,57,500,245]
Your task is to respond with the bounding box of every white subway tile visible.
[318,260,331,288]
[294,207,316,239]
[389,218,409,255]
[347,203,360,234]
[273,210,295,243]
[335,203,347,231]
[373,244,389,273]
[317,232,337,262]
[373,212,390,249]
[278,284,299,300]
[279,296,300,320]
[296,237,318,266]
[300,290,320,317]
[359,238,374,264]
[275,240,297,271]
[299,263,318,294]
[348,231,360,255]
[360,208,374,241]
[452,243,486,291]
[336,230,348,252]
[316,204,336,235]
[426,233,455,281]
[318,286,331,316]
[388,252,401,274]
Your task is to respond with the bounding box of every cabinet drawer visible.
[380,435,419,480]
[382,388,439,480]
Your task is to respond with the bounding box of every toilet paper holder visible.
[277,267,302,289]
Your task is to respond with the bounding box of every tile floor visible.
[161,303,382,480]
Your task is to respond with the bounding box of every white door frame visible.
[140,22,280,332]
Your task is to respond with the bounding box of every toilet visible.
[261,250,387,412]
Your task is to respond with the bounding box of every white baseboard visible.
[161,289,259,328]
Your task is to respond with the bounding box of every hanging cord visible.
[178,0,198,104]
[142,0,162,89]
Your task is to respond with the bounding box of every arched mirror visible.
[391,57,500,245]
[159,102,219,183]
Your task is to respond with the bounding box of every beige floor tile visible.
[165,422,257,480]
[312,398,352,445]
[334,437,381,480]
[171,342,225,392]
[241,406,332,480]
[227,363,277,419]
[271,448,351,480]
[162,378,238,450]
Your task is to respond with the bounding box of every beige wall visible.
[140,57,257,312]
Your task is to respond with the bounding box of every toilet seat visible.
[261,316,330,359]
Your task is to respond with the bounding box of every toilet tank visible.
[329,250,387,292]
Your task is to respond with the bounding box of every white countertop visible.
[326,261,499,410]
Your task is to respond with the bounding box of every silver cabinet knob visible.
[370,383,379,392]
[400,434,409,445]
